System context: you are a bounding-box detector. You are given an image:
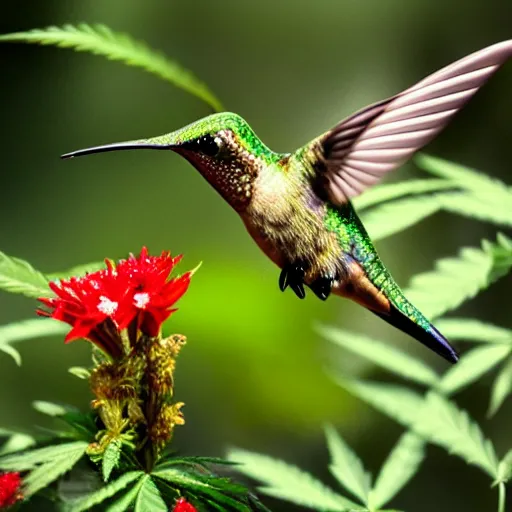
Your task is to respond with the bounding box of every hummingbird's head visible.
[62,112,282,211]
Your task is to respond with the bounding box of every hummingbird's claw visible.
[279,262,307,299]
[309,276,333,301]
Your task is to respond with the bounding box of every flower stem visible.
[498,482,506,512]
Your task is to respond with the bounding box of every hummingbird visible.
[62,40,512,364]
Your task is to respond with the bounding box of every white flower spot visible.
[134,292,150,309]
[97,296,118,315]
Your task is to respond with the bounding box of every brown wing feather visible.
[317,40,512,204]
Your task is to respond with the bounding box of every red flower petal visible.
[172,497,197,512]
[0,472,22,508]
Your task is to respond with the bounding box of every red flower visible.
[38,247,192,357]
[173,497,197,512]
[0,472,22,508]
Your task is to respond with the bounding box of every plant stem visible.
[498,482,506,512]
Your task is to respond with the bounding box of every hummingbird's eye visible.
[197,134,221,156]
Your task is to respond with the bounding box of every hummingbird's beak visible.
[61,136,179,160]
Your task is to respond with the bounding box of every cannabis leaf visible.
[227,449,359,511]
[361,195,442,241]
[404,233,512,319]
[135,476,167,512]
[69,471,144,512]
[434,318,512,345]
[0,441,88,497]
[489,359,512,417]
[439,345,512,395]
[320,326,438,387]
[324,424,371,505]
[103,440,122,482]
[370,432,425,510]
[353,179,456,211]
[0,250,50,298]
[413,393,499,478]
[0,24,223,111]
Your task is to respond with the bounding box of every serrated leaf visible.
[0,24,223,110]
[47,261,105,280]
[135,476,167,512]
[68,367,91,380]
[436,193,512,227]
[320,326,438,387]
[324,424,370,505]
[371,433,425,509]
[332,377,424,428]
[353,179,456,211]
[33,400,69,417]
[417,154,512,197]
[227,449,359,511]
[439,345,512,395]
[103,440,122,482]
[489,358,512,417]
[105,476,145,512]
[0,250,50,298]
[434,318,512,345]
[23,443,87,497]
[404,234,512,319]
[413,393,498,478]
[0,441,88,471]
[361,195,441,241]
[69,471,144,512]
[0,343,21,365]
[497,450,512,484]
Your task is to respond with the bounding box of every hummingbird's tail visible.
[371,304,459,364]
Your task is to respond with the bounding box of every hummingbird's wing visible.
[314,40,512,204]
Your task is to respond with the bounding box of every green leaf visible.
[0,250,50,298]
[434,318,512,345]
[489,358,512,417]
[47,261,105,280]
[135,476,167,512]
[0,432,35,456]
[439,345,512,395]
[416,154,512,197]
[413,393,498,478]
[436,193,512,227]
[497,450,512,484]
[333,378,424,428]
[404,234,512,319]
[361,195,441,241]
[371,433,425,510]
[320,325,438,387]
[103,440,122,482]
[23,443,87,497]
[0,24,223,111]
[0,343,21,365]
[0,441,88,471]
[105,477,145,512]
[324,424,370,505]
[353,179,456,211]
[33,400,69,417]
[68,367,91,380]
[227,449,360,511]
[69,471,144,512]
[0,318,67,344]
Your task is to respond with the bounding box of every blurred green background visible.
[0,1,511,510]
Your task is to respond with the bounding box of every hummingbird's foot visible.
[308,275,334,301]
[279,262,306,299]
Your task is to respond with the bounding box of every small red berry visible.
[173,496,197,512]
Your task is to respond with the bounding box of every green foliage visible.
[319,326,438,387]
[0,24,223,111]
[404,233,512,319]
[47,261,105,280]
[0,441,88,497]
[324,424,371,504]
[102,440,122,482]
[135,476,167,512]
[0,250,50,298]
[489,359,512,417]
[227,449,357,511]
[434,318,512,345]
[69,471,144,512]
